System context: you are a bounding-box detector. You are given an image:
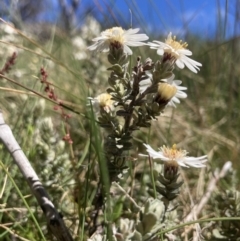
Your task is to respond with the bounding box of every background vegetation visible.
[0,0,240,240]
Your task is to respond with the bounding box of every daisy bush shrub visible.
[86,27,210,241]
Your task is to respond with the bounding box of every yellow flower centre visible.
[157,82,177,101]
[105,27,125,44]
[97,93,113,107]
[161,144,187,160]
[165,35,188,51]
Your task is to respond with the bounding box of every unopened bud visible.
[164,160,179,180]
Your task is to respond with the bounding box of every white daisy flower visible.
[88,27,149,55]
[88,93,115,113]
[140,144,207,168]
[148,32,202,73]
[164,75,187,107]
[155,82,177,104]
[138,74,187,107]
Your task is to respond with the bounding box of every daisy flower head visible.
[153,74,187,107]
[88,93,115,113]
[140,143,207,168]
[148,32,202,73]
[155,82,177,105]
[164,74,187,107]
[88,27,149,55]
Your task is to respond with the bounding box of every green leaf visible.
[107,64,123,75]
[112,199,123,222]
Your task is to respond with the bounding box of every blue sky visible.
[89,0,239,39]
[40,0,239,39]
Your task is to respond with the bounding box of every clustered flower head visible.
[148,32,202,73]
[164,74,187,107]
[154,82,177,107]
[141,144,207,168]
[88,27,149,55]
[156,82,177,103]
[88,93,115,113]
[139,74,187,108]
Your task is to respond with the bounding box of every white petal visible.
[124,28,140,34]
[157,48,164,56]
[87,42,99,50]
[171,79,181,85]
[126,41,147,46]
[123,45,133,55]
[183,155,208,168]
[143,144,169,160]
[176,85,187,90]
[175,59,185,69]
[177,161,190,168]
[178,49,192,56]
[171,96,180,103]
[184,56,202,67]
[152,40,165,46]
[126,34,149,42]
[180,55,202,73]
[167,100,176,107]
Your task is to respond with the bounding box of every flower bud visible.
[164,160,179,180]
